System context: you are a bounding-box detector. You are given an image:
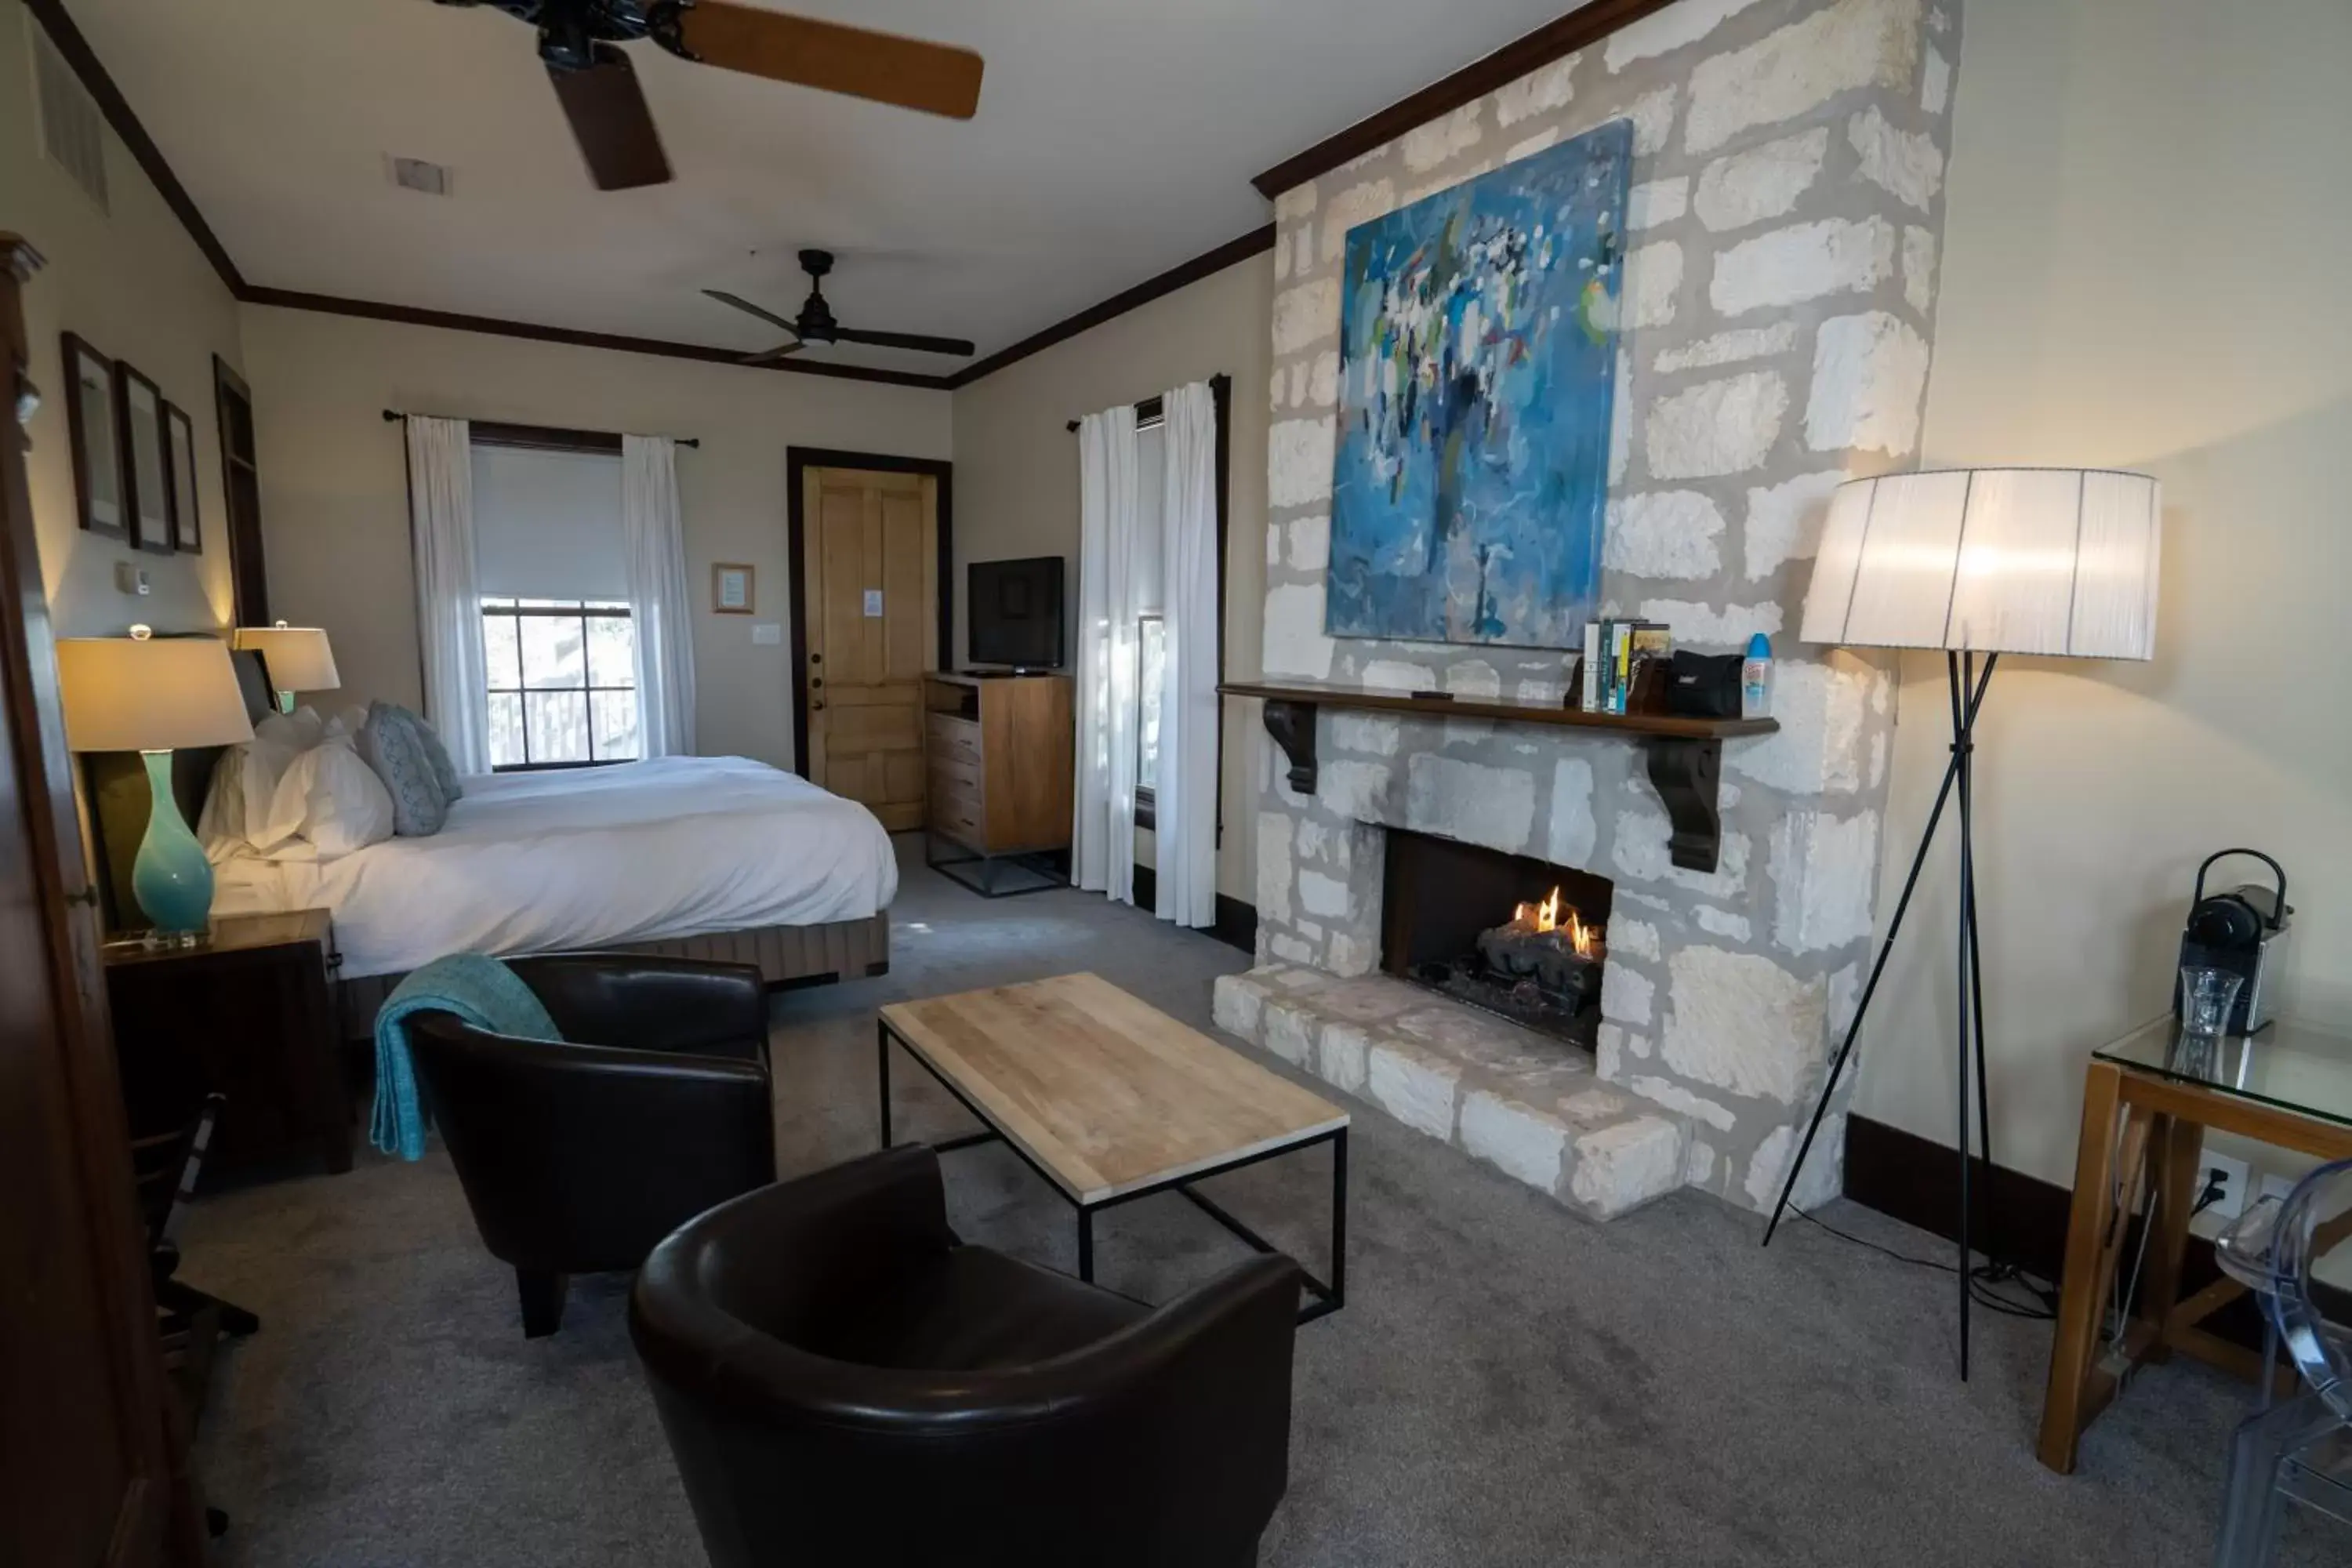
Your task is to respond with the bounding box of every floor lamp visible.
[1760,466,2164,1378]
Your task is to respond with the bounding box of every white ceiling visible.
[61,0,1589,378]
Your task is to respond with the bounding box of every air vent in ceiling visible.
[27,16,110,215]
[388,156,454,197]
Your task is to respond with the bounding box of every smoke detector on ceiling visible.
[387,156,453,197]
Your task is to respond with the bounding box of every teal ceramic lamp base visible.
[132,749,213,937]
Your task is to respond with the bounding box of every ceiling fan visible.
[704,249,975,361]
[435,1,984,191]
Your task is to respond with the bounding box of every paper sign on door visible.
[862,590,884,617]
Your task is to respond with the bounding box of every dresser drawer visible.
[930,788,985,848]
[926,713,982,768]
[928,750,980,793]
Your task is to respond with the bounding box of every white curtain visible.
[622,434,697,758]
[1073,405,1141,903]
[1156,381,1220,928]
[405,415,490,773]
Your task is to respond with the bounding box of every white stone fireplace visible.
[1215,0,1959,1219]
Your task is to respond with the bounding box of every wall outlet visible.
[2203,1152,2252,1221]
[750,622,781,646]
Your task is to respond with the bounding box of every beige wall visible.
[1853,0,2352,1186]
[237,307,951,771]
[5,0,243,638]
[950,252,1273,904]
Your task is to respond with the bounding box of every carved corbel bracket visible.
[1642,736,1725,874]
[1261,699,1319,795]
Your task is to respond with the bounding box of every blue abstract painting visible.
[1326,118,1631,648]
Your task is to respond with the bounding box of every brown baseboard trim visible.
[946,226,1276,390]
[1250,0,1681,198]
[1841,1114,2269,1355]
[1123,865,1258,957]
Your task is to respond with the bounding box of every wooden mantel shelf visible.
[1217,679,1780,874]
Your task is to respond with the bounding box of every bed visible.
[84,652,895,1038]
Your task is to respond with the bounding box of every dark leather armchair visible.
[405,953,775,1338]
[631,1145,1301,1568]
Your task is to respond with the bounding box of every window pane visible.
[481,596,517,609]
[586,615,636,688]
[591,688,640,761]
[483,612,521,691]
[521,614,585,689]
[1138,616,1166,793]
[524,690,589,763]
[517,597,579,609]
[583,598,630,612]
[488,691,526,768]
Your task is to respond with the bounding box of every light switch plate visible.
[114,561,151,596]
[862,589,884,617]
[750,622,781,646]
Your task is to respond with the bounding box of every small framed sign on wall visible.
[712,562,753,615]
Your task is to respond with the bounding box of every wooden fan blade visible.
[678,3,982,120]
[702,289,801,335]
[831,325,976,357]
[743,340,805,365]
[547,49,672,190]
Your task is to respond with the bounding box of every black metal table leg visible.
[1329,1127,1348,1310]
[1077,1207,1094,1283]
[877,1020,893,1149]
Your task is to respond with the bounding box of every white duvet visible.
[211,755,898,978]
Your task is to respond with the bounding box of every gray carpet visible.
[183,836,2330,1566]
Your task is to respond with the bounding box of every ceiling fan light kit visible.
[438,0,984,191]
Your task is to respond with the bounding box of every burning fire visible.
[1512,886,1600,959]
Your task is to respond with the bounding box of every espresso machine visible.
[2176,848,2292,1034]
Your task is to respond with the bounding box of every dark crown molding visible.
[1250,0,1681,198]
[23,0,245,292]
[944,224,1276,390]
[34,0,1679,395]
[241,288,956,390]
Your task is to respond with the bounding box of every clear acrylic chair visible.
[2212,1157,2352,1566]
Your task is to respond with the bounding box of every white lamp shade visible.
[232,625,340,691]
[57,635,257,752]
[1799,468,2161,659]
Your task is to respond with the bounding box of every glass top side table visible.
[2040,1015,2352,1475]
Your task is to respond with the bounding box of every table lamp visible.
[1759,466,2161,1377]
[232,622,339,713]
[56,627,256,941]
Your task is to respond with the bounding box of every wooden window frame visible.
[1128,376,1230,834]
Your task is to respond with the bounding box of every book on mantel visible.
[1579,619,1671,714]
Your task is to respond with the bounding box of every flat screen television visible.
[967,556,1065,670]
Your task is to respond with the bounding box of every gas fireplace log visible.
[1475,926,1604,1003]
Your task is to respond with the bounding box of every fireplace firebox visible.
[1380,829,1614,1050]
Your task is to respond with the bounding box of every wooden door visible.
[212,358,267,627]
[0,236,196,1566]
[801,465,936,831]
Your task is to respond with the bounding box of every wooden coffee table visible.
[877,972,1349,1321]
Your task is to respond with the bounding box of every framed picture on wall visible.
[163,402,201,553]
[61,333,126,540]
[112,360,174,555]
[713,562,753,615]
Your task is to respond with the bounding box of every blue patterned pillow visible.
[358,702,448,837]
[388,702,463,802]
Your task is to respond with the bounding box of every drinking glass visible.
[2175,967,2245,1080]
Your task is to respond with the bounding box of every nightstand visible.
[104,909,351,1176]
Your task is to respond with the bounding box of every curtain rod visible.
[380,409,699,448]
[1065,372,1229,432]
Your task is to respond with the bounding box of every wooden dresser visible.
[924,673,1073,863]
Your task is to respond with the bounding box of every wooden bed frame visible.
[81,648,890,1040]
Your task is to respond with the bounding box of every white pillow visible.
[259,736,396,862]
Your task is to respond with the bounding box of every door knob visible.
[810,653,823,665]
[813,701,826,712]
[811,677,823,689]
